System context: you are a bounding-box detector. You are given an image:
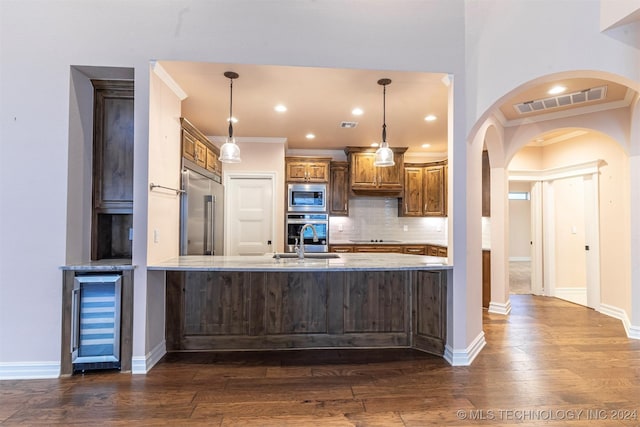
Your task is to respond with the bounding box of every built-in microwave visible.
[287,183,327,212]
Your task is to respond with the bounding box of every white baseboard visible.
[131,339,166,374]
[488,299,512,315]
[554,287,587,306]
[509,257,531,262]
[0,362,60,380]
[599,304,640,340]
[444,331,486,366]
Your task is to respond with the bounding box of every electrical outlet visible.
[154,229,160,243]
[403,225,408,232]
[338,224,343,232]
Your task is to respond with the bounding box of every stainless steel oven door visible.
[285,213,329,253]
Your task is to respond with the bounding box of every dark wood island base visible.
[166,269,447,356]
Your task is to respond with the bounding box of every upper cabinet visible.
[329,161,349,216]
[399,160,447,217]
[180,118,221,176]
[91,80,134,260]
[285,157,330,183]
[344,146,406,196]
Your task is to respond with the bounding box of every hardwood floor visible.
[2,295,640,426]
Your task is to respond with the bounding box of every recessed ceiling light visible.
[352,108,363,116]
[274,104,287,112]
[370,142,379,147]
[548,85,566,95]
[424,115,437,122]
[421,143,431,148]
[226,117,238,124]
[306,133,315,139]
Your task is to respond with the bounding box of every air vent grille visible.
[514,85,607,115]
[340,121,358,128]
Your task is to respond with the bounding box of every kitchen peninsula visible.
[149,253,452,357]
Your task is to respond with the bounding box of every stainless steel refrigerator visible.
[180,163,224,256]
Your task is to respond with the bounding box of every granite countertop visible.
[148,253,451,272]
[60,259,136,271]
[330,239,449,246]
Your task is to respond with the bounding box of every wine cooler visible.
[71,274,122,372]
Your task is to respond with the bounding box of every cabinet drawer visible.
[329,245,354,253]
[403,245,426,255]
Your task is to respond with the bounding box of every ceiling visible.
[158,61,450,155]
[157,61,634,156]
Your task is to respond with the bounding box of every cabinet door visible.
[182,130,197,163]
[403,167,423,216]
[286,162,309,181]
[194,140,207,168]
[349,152,377,189]
[205,148,219,173]
[423,165,446,216]
[376,161,403,191]
[306,162,329,182]
[329,162,349,216]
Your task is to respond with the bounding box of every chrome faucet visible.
[297,224,319,260]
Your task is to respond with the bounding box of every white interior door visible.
[542,172,600,310]
[225,175,275,256]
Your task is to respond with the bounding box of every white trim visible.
[554,287,588,306]
[509,256,531,262]
[0,362,60,380]
[488,299,512,315]
[509,160,604,182]
[443,331,486,366]
[599,304,640,340]
[151,61,188,100]
[131,340,166,374]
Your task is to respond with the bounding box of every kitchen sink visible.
[272,253,341,259]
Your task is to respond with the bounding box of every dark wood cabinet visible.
[329,161,349,216]
[482,150,490,217]
[345,146,406,195]
[482,250,491,308]
[285,157,330,182]
[180,118,221,176]
[400,160,447,217]
[354,245,403,253]
[330,244,446,256]
[165,268,446,355]
[91,80,134,260]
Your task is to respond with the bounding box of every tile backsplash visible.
[329,197,448,243]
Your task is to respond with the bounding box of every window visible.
[508,191,530,201]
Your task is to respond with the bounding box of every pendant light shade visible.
[374,78,395,167]
[219,71,241,163]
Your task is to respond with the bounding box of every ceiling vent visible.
[514,85,607,115]
[340,121,358,129]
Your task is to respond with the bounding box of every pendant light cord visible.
[382,84,387,144]
[228,78,234,139]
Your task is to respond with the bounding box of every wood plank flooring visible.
[2,295,640,426]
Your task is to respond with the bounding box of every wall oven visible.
[287,183,327,212]
[286,213,329,253]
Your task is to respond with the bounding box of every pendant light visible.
[219,71,241,163]
[373,78,395,167]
